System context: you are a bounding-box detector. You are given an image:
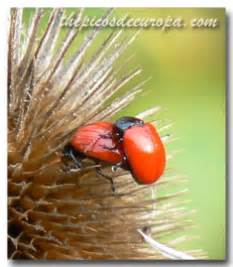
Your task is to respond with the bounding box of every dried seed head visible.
[8,8,206,260]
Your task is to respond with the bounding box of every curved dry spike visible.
[81,69,143,121]
[25,13,84,126]
[22,58,81,141]
[91,88,142,122]
[35,9,63,76]
[49,8,84,83]
[89,78,148,122]
[24,10,84,121]
[34,9,58,58]
[33,67,142,140]
[93,30,140,78]
[15,57,36,141]
[8,8,23,74]
[87,68,142,108]
[59,8,113,84]
[137,106,161,120]
[138,229,195,259]
[18,9,43,80]
[37,12,82,86]
[33,67,114,138]
[10,10,43,118]
[61,30,130,109]
[157,122,174,133]
[64,30,139,108]
[32,30,139,136]
[73,63,113,108]
[67,34,123,100]
[8,8,23,110]
[58,29,123,92]
[29,12,116,129]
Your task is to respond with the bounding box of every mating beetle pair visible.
[63,116,166,189]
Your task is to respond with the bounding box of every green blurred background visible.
[23,8,225,260]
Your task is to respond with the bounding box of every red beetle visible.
[63,117,166,188]
[62,121,124,191]
[113,117,166,184]
[71,121,122,165]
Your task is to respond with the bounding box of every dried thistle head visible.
[8,8,206,260]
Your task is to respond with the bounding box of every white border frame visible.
[1,1,232,266]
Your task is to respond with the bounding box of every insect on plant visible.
[62,116,166,191]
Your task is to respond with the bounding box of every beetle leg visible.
[61,161,81,173]
[111,162,122,172]
[96,168,116,193]
[62,143,84,171]
[69,150,82,168]
[111,155,131,174]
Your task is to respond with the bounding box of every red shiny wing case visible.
[71,122,122,164]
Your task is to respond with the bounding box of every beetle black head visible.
[114,116,144,138]
[62,143,85,159]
